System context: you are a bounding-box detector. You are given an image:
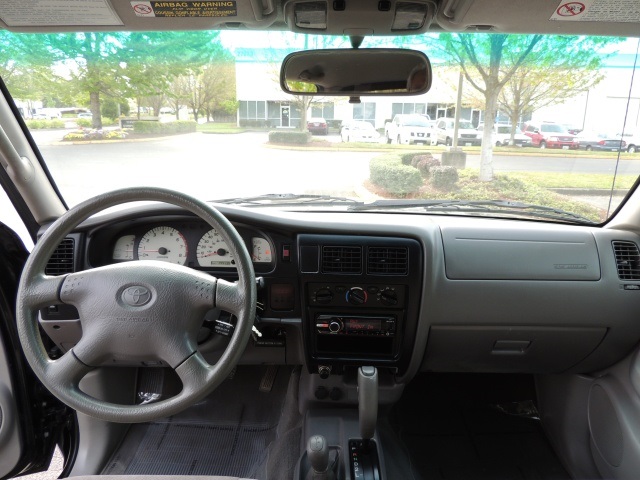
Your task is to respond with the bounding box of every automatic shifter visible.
[358,366,378,444]
[351,366,381,480]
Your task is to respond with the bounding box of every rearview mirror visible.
[280,49,431,96]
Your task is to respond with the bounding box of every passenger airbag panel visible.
[441,226,600,280]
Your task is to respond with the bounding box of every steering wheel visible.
[16,187,256,423]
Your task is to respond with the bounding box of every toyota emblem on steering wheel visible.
[122,286,152,306]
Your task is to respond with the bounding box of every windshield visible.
[2,31,640,225]
[404,116,432,127]
[497,125,522,134]
[540,124,569,133]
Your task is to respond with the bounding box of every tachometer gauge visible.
[197,228,235,267]
[252,237,272,263]
[113,234,135,260]
[137,226,187,265]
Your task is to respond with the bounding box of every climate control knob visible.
[379,288,398,306]
[314,288,333,304]
[346,287,368,305]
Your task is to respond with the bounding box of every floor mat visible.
[389,373,571,480]
[103,366,292,479]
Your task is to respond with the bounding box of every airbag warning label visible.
[550,0,640,22]
[131,1,237,17]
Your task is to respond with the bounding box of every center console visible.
[298,234,423,376]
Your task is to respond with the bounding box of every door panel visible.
[0,222,59,479]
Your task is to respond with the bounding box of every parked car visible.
[384,113,433,144]
[77,112,93,119]
[307,117,328,135]
[575,131,626,151]
[340,120,380,143]
[479,123,531,147]
[618,132,640,153]
[3,4,640,480]
[523,121,580,149]
[434,117,482,146]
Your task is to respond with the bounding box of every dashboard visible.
[38,203,640,382]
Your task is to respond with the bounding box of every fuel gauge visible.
[113,234,135,260]
[252,237,272,263]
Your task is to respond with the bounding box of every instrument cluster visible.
[108,221,274,269]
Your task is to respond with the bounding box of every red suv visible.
[523,122,579,149]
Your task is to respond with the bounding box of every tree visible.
[122,31,231,120]
[285,81,318,131]
[498,66,604,144]
[46,33,128,129]
[0,32,56,114]
[432,34,620,181]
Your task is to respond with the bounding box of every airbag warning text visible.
[131,1,237,18]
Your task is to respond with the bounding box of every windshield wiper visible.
[348,199,594,224]
[212,193,363,207]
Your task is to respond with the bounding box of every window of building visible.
[353,103,376,122]
[392,103,427,116]
[239,100,267,120]
[311,102,335,119]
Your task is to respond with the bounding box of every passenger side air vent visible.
[612,240,640,280]
[45,238,75,276]
[322,246,362,274]
[368,246,408,275]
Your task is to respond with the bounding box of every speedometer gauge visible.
[137,226,187,265]
[197,228,235,267]
[252,237,272,263]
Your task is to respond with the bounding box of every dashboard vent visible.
[368,247,408,275]
[612,241,640,280]
[322,246,362,274]
[45,238,75,276]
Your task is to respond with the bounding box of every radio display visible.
[346,318,382,331]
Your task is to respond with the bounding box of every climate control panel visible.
[308,283,405,308]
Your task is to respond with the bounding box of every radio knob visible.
[314,288,333,304]
[380,289,398,306]
[329,319,343,333]
[346,287,368,305]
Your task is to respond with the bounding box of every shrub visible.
[268,130,311,145]
[62,129,128,141]
[430,166,459,190]
[133,120,197,135]
[414,155,441,178]
[26,119,65,129]
[76,118,92,127]
[369,154,423,196]
[399,152,424,166]
[62,132,86,141]
[104,130,127,139]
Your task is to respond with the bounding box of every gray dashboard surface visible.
[45,207,640,377]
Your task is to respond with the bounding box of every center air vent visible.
[322,246,362,274]
[612,240,640,280]
[45,238,75,276]
[368,246,408,275]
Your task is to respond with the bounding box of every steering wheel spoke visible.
[215,278,246,317]
[22,274,66,310]
[45,348,94,392]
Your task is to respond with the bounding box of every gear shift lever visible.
[306,435,335,480]
[358,366,378,442]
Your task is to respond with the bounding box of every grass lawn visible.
[505,171,637,190]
